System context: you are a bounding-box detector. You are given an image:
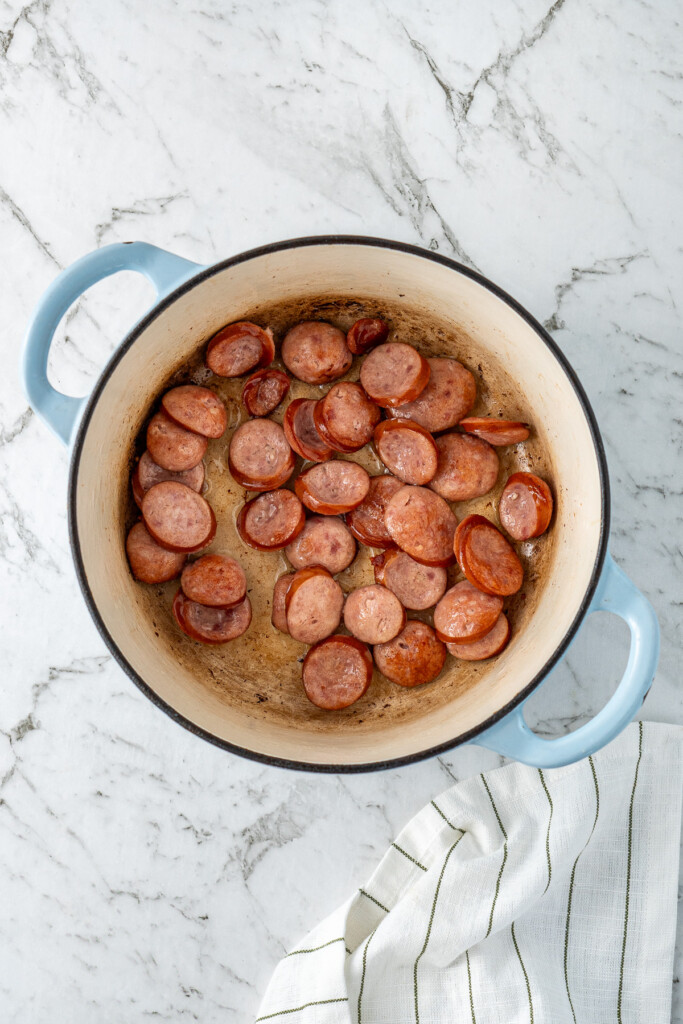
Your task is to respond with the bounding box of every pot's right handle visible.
[476,553,659,767]
[21,242,205,446]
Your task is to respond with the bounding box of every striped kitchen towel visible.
[254,721,683,1023]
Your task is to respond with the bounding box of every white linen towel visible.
[255,722,683,1024]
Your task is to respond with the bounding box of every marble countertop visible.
[2,0,682,1019]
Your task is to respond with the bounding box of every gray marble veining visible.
[1,0,682,1020]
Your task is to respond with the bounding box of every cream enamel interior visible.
[72,243,604,767]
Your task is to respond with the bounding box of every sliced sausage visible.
[132,450,204,509]
[359,343,430,408]
[281,321,352,384]
[302,635,373,710]
[142,481,216,553]
[295,461,370,515]
[373,420,438,485]
[146,411,207,472]
[343,585,406,645]
[459,417,530,446]
[283,398,333,463]
[387,357,476,432]
[313,382,381,453]
[161,385,227,439]
[180,554,247,608]
[385,486,457,567]
[346,317,389,355]
[285,515,356,573]
[372,549,447,610]
[228,419,295,491]
[126,522,186,583]
[284,567,344,645]
[345,474,403,549]
[455,514,524,596]
[498,472,553,540]
[236,489,305,550]
[242,368,290,418]
[373,621,446,688]
[206,321,275,377]
[272,572,295,633]
[173,590,252,644]
[433,581,503,643]
[428,433,499,502]
[447,614,511,661]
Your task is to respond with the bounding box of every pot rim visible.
[68,234,610,772]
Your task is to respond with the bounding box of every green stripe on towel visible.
[538,769,553,893]
[255,996,348,1021]
[617,721,644,1023]
[481,775,508,938]
[392,843,428,872]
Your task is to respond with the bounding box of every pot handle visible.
[475,552,659,767]
[21,242,204,445]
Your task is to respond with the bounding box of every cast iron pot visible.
[21,237,659,771]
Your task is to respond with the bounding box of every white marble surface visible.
[1,0,682,1019]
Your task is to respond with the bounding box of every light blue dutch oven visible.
[21,238,659,771]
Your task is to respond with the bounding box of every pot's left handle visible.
[21,242,205,446]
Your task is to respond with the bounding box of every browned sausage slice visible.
[126,522,186,583]
[455,514,524,596]
[285,515,356,573]
[236,489,305,550]
[142,481,216,553]
[272,572,295,633]
[295,461,370,515]
[346,317,389,355]
[228,419,295,491]
[161,385,227,438]
[373,420,438,485]
[384,486,457,567]
[173,590,252,644]
[284,567,344,644]
[433,581,503,643]
[343,584,406,645]
[459,417,530,446]
[313,382,381,453]
[206,322,275,377]
[281,322,352,384]
[180,554,247,608]
[428,433,499,502]
[387,358,476,432]
[132,450,205,509]
[302,635,373,709]
[359,343,430,408]
[498,472,553,540]
[372,549,447,610]
[447,614,511,661]
[283,399,333,463]
[242,369,290,418]
[345,474,403,549]
[146,411,207,472]
[373,621,446,687]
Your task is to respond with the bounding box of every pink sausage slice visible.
[272,572,295,634]
[459,418,530,446]
[373,419,438,485]
[384,486,457,567]
[302,636,373,709]
[447,614,511,660]
[429,433,499,502]
[126,522,186,583]
[360,343,430,408]
[387,357,476,432]
[345,474,403,549]
[346,317,389,355]
[146,411,207,472]
[314,382,381,453]
[236,489,305,550]
[132,450,204,509]
[180,554,247,608]
[142,481,216,553]
[372,548,447,610]
[295,461,370,515]
[173,590,252,644]
[161,385,227,439]
[229,419,295,491]
[281,322,352,384]
[285,567,344,645]
[498,473,553,540]
[285,515,356,574]
[283,398,334,463]
[242,369,290,418]
[373,621,446,687]
[343,584,406,645]
[433,581,503,644]
[206,322,275,377]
